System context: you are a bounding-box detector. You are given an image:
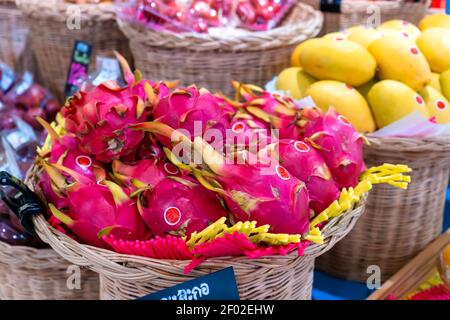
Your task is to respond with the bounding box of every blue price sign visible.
[138,267,240,301]
[64,40,92,98]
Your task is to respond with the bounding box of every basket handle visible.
[0,171,44,234]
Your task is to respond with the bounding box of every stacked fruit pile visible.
[34,54,409,271]
[276,14,450,133]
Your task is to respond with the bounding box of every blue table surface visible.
[312,188,450,300]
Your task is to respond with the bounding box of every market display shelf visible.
[312,187,450,300]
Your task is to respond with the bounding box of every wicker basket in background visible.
[0,0,29,68]
[15,0,132,102]
[0,240,99,300]
[302,0,430,34]
[317,136,450,283]
[26,163,367,300]
[117,2,322,96]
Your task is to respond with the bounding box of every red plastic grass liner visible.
[408,284,450,300]
[103,235,193,260]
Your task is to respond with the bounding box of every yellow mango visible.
[430,73,442,93]
[417,28,450,73]
[346,26,382,48]
[291,41,311,67]
[440,69,450,101]
[379,20,421,40]
[420,85,450,124]
[304,80,376,132]
[419,14,450,31]
[300,38,376,87]
[368,36,431,91]
[276,67,316,99]
[377,28,417,43]
[322,31,349,41]
[367,80,430,128]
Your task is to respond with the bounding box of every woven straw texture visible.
[302,0,430,34]
[0,0,29,68]
[117,2,322,96]
[26,163,367,300]
[0,240,99,300]
[317,136,450,283]
[15,0,132,102]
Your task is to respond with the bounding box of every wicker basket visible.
[116,2,322,97]
[317,136,450,283]
[0,240,99,300]
[16,0,132,102]
[302,0,430,34]
[0,0,29,68]
[26,164,367,300]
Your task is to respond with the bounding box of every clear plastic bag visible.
[120,0,294,33]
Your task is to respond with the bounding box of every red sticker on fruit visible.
[294,141,310,153]
[410,47,419,55]
[276,165,290,180]
[232,122,245,134]
[338,115,351,126]
[97,180,107,187]
[436,99,447,111]
[76,155,92,168]
[164,207,181,226]
[415,94,424,106]
[164,163,179,175]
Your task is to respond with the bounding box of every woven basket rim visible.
[15,0,117,21]
[26,163,367,278]
[0,237,72,269]
[33,194,367,277]
[304,0,430,13]
[366,134,450,154]
[117,2,323,51]
[340,0,430,12]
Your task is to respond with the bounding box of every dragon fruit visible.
[132,122,311,235]
[261,139,340,213]
[36,117,108,209]
[112,158,181,192]
[300,107,366,189]
[60,53,169,163]
[226,109,274,152]
[43,162,150,248]
[232,82,301,140]
[152,85,231,150]
[136,176,227,238]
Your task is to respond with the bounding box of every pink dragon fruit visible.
[152,85,231,150]
[120,133,165,163]
[136,176,227,238]
[44,162,150,248]
[132,122,311,235]
[36,117,108,209]
[60,53,169,163]
[112,158,181,192]
[232,82,301,140]
[226,110,274,152]
[262,139,340,213]
[300,107,366,189]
